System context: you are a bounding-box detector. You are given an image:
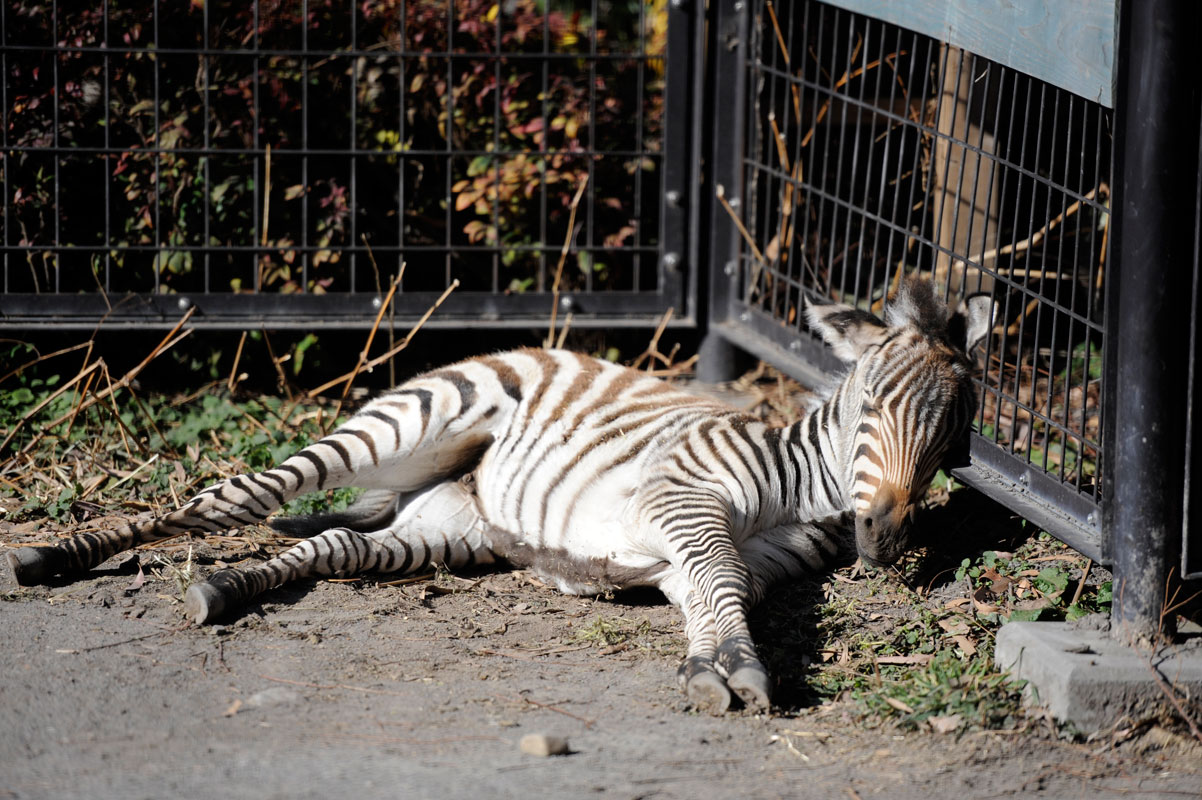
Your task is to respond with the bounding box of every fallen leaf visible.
[769,734,809,762]
[419,583,457,602]
[980,567,1013,594]
[943,597,972,609]
[223,699,243,717]
[972,586,1000,615]
[937,618,970,636]
[883,697,914,714]
[123,560,145,596]
[952,635,977,656]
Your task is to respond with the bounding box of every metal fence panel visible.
[1,1,697,330]
[707,0,1112,561]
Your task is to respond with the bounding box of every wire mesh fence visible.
[710,0,1113,557]
[1,0,693,329]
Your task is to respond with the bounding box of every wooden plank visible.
[819,0,1115,107]
[932,45,999,296]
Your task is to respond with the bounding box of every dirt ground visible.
[2,507,1201,800]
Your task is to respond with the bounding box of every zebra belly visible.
[486,524,671,596]
[473,456,669,595]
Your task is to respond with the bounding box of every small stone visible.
[519,733,570,757]
[245,687,303,709]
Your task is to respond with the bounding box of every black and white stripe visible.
[7,278,993,713]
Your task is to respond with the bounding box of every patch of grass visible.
[806,579,1026,731]
[953,535,1112,623]
[861,648,1024,731]
[797,522,1112,733]
[149,545,197,603]
[571,615,653,648]
[1,365,361,534]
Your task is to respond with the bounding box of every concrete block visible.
[995,618,1202,733]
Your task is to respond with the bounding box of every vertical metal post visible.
[1107,0,1202,642]
[660,0,701,324]
[1185,124,1202,580]
[697,0,749,384]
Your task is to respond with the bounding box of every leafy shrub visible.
[4,0,666,296]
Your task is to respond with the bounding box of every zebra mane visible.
[884,276,951,339]
[886,276,995,355]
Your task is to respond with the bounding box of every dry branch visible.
[321,259,407,429]
[306,279,460,399]
[954,184,1108,271]
[0,341,92,387]
[630,307,676,372]
[545,174,590,348]
[3,309,194,464]
[227,331,249,395]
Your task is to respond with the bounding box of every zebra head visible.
[805,278,994,567]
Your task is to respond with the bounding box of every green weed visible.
[2,365,360,527]
[571,615,653,648]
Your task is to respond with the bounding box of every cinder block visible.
[995,619,1202,733]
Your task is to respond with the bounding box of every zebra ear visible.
[804,297,889,362]
[948,293,996,353]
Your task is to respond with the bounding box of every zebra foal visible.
[8,278,992,713]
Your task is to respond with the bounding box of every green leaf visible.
[1007,606,1054,623]
[467,155,492,177]
[293,333,319,375]
[1034,567,1069,595]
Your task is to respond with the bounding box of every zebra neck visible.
[783,386,861,520]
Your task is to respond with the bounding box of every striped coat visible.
[7,278,993,713]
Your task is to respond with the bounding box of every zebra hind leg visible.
[9,363,499,587]
[185,479,495,623]
[7,467,308,586]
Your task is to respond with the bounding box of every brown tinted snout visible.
[854,483,915,567]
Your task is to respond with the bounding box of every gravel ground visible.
[2,517,1200,800]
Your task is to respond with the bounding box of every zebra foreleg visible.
[665,541,772,710]
[185,480,496,623]
[660,572,752,714]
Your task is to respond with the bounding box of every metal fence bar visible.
[1185,116,1202,581]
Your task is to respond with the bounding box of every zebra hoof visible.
[184,582,228,625]
[685,671,733,714]
[728,666,772,711]
[7,546,65,586]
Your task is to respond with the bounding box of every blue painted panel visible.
[820,0,1115,107]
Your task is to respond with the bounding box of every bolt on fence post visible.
[1107,0,1202,643]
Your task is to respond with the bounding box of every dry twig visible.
[306,279,459,399]
[545,174,590,348]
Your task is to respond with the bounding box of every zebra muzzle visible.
[854,486,913,567]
